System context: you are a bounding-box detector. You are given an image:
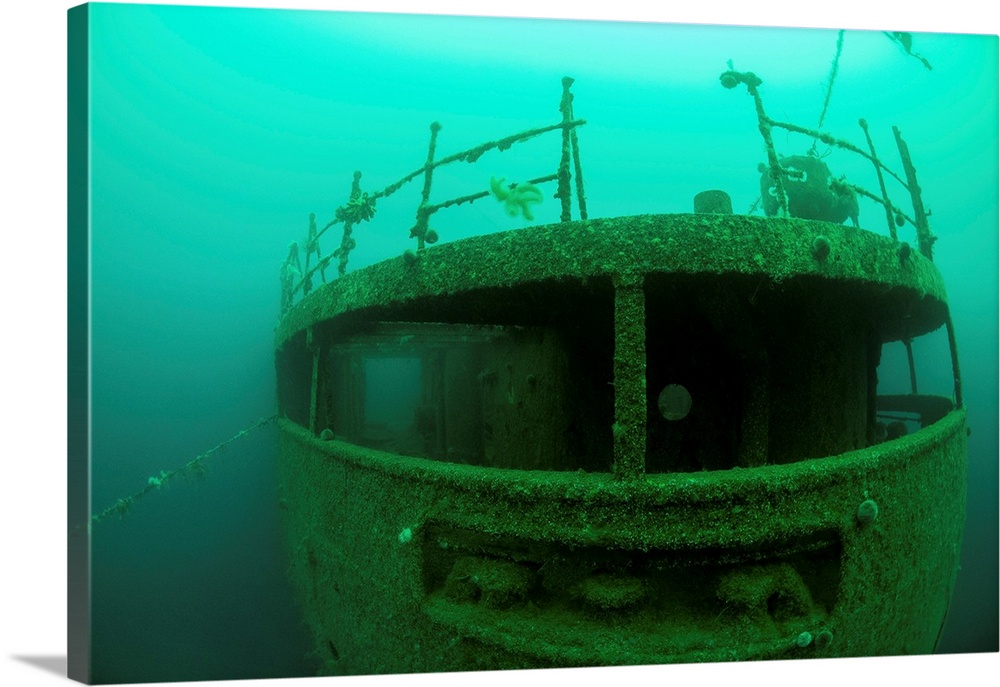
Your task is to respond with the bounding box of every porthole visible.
[657,384,692,421]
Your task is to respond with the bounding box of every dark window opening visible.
[323,321,613,471]
[872,324,956,443]
[644,273,877,472]
[275,330,312,428]
[644,275,759,473]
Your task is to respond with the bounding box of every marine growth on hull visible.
[274,36,966,673]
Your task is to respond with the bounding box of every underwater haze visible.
[82,2,998,682]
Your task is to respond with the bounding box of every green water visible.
[78,3,997,682]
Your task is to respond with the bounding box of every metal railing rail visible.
[721,67,937,261]
[280,77,588,315]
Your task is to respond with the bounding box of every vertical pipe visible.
[612,274,646,479]
[571,127,588,220]
[893,126,936,260]
[859,118,897,241]
[416,122,442,250]
[558,77,574,222]
[945,314,964,409]
[560,76,588,221]
[903,338,918,395]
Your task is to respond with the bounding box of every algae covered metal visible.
[274,75,966,674]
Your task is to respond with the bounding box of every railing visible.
[721,65,962,408]
[720,67,937,261]
[279,76,588,315]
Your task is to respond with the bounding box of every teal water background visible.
[85,3,997,681]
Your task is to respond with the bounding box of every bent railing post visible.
[414,122,442,251]
[721,69,789,218]
[335,171,364,277]
[893,126,936,260]
[859,118,898,241]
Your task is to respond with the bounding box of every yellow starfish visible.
[489,176,544,221]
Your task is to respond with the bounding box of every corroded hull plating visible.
[275,214,966,674]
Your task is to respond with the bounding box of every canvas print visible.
[67,2,999,683]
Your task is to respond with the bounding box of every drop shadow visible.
[10,655,67,678]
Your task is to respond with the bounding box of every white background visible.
[1,1,997,686]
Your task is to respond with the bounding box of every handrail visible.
[279,77,588,315]
[721,67,937,260]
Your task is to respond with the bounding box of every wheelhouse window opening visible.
[644,273,887,473]
[322,320,613,471]
[360,356,425,455]
[873,324,956,443]
[643,275,766,474]
[275,330,313,428]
